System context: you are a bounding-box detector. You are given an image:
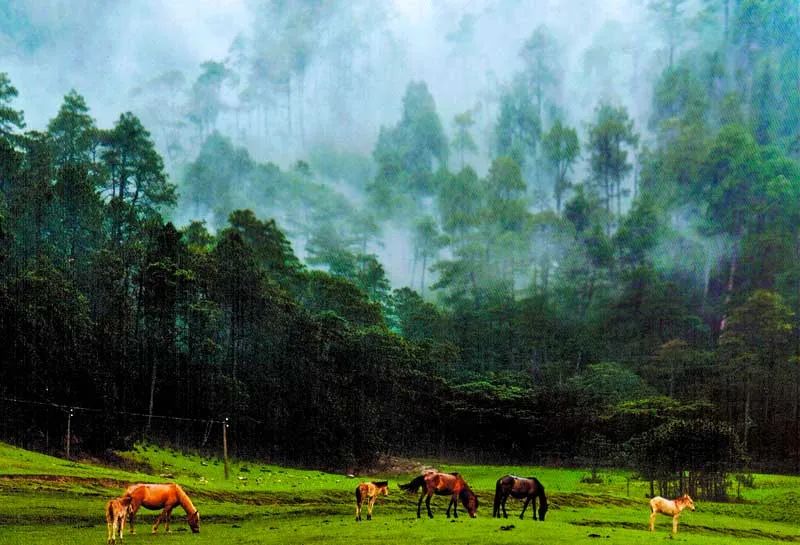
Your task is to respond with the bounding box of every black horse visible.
[493,475,548,520]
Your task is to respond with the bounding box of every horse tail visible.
[493,478,503,517]
[355,485,362,504]
[106,500,114,523]
[399,475,426,494]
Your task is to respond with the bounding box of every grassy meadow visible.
[0,442,799,544]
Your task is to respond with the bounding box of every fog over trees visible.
[4,0,670,287]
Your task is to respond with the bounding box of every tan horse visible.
[124,483,200,534]
[399,470,478,519]
[106,496,132,544]
[649,494,695,534]
[355,481,389,521]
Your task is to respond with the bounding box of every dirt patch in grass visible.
[363,455,438,476]
[0,474,135,493]
[550,493,640,510]
[571,520,800,541]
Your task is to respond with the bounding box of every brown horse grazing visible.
[493,475,548,520]
[355,481,389,521]
[106,496,132,544]
[649,494,695,534]
[399,471,478,519]
[124,483,200,534]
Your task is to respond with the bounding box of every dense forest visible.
[2,0,800,498]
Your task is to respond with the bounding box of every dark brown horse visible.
[399,470,478,519]
[493,475,548,520]
[124,483,200,534]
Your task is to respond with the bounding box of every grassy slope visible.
[0,442,799,544]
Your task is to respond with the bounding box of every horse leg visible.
[152,509,167,533]
[673,515,679,534]
[417,493,425,518]
[532,496,538,520]
[520,497,531,520]
[649,511,656,531]
[355,497,361,521]
[107,517,114,544]
[425,493,434,519]
[452,494,459,518]
[164,507,172,532]
[367,495,376,520]
[119,512,126,541]
[127,501,140,535]
[501,494,509,518]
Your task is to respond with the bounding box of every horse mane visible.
[174,483,198,515]
[372,481,388,487]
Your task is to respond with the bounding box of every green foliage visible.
[494,77,541,167]
[391,287,446,342]
[518,24,560,120]
[369,81,448,215]
[451,109,478,168]
[183,132,254,224]
[226,209,303,280]
[100,111,176,260]
[0,73,25,138]
[628,418,745,500]
[587,103,639,227]
[718,290,794,453]
[647,0,690,67]
[7,13,800,473]
[571,362,650,407]
[186,60,237,136]
[651,64,707,131]
[437,166,484,238]
[542,120,579,213]
[298,270,384,328]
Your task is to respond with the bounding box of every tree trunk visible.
[298,72,305,150]
[286,78,292,145]
[743,380,751,452]
[721,241,739,330]
[146,353,157,434]
[420,254,427,295]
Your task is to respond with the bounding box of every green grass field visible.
[0,442,799,545]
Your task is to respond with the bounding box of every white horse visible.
[649,494,695,534]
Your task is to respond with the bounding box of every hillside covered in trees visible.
[2,1,800,495]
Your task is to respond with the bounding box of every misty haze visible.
[1,1,800,544]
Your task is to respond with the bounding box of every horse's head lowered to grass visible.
[188,509,200,533]
[459,487,478,518]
